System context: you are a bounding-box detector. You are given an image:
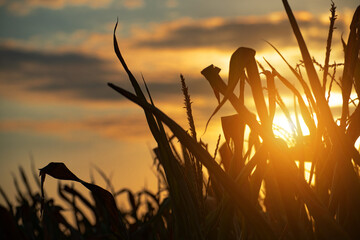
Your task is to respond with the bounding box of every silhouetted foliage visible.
[1,1,360,239]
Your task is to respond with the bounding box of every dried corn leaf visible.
[265,59,316,135]
[39,162,123,236]
[201,65,264,137]
[201,64,221,104]
[202,48,269,133]
[341,6,360,126]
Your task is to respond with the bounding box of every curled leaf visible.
[39,162,122,234]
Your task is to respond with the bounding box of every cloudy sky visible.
[0,0,358,204]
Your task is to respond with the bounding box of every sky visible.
[0,0,358,206]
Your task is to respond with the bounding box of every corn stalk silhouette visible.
[28,1,360,239]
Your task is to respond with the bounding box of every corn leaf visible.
[39,162,126,238]
[340,6,360,127]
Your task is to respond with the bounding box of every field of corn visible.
[1,0,360,239]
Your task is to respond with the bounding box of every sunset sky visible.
[0,0,358,204]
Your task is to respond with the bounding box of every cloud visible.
[165,0,178,8]
[0,10,350,109]
[0,30,116,60]
[6,0,113,15]
[122,0,144,9]
[0,44,118,99]
[0,115,152,141]
[132,12,346,51]
[4,0,146,15]
[0,44,217,105]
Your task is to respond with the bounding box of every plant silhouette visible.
[1,1,360,239]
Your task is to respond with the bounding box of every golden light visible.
[272,109,312,143]
[272,114,297,145]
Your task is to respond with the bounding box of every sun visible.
[271,110,312,147]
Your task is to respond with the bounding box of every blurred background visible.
[0,0,357,206]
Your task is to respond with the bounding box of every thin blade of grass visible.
[265,42,318,117]
[92,165,115,195]
[263,70,276,123]
[0,187,13,213]
[282,0,336,138]
[19,166,34,200]
[265,59,316,135]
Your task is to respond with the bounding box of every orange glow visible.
[1,2,358,226]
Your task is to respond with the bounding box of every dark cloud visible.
[0,45,138,101]
[0,45,215,102]
[134,18,346,50]
[0,115,153,141]
[0,45,99,66]
[0,45,116,87]
[0,43,313,106]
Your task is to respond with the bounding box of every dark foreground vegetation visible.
[1,0,360,239]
